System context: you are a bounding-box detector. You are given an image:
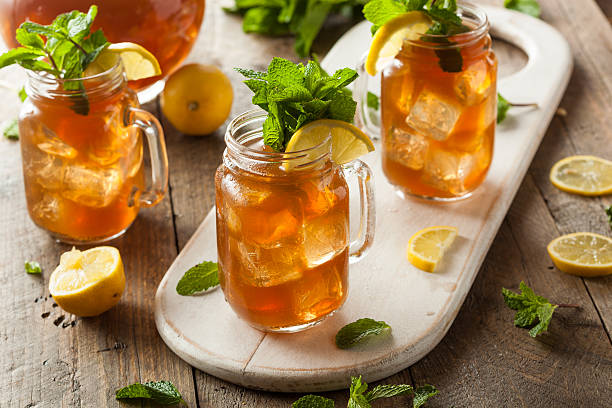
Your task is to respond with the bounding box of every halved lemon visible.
[284,119,375,166]
[407,226,458,272]
[49,246,126,317]
[84,42,161,81]
[547,232,612,277]
[549,155,612,196]
[365,12,432,76]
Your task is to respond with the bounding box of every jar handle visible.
[342,159,376,264]
[355,54,381,139]
[125,106,169,207]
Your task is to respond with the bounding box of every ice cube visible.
[87,111,128,166]
[406,90,461,141]
[221,173,271,208]
[235,240,305,287]
[125,143,143,179]
[62,164,122,207]
[32,194,61,222]
[303,211,348,268]
[454,60,492,106]
[385,127,429,170]
[422,148,475,195]
[301,177,339,219]
[294,263,345,321]
[36,125,77,159]
[24,151,65,191]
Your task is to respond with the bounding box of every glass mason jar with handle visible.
[19,61,168,244]
[356,2,497,200]
[215,110,376,333]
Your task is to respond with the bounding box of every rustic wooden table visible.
[1,0,611,406]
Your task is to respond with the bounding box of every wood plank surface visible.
[0,0,610,407]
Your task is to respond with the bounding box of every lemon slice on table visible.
[365,12,432,76]
[407,226,458,272]
[549,155,612,196]
[284,119,375,166]
[547,232,612,277]
[49,246,126,317]
[84,42,161,80]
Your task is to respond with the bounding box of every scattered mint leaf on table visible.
[116,381,185,405]
[3,119,19,140]
[236,57,358,151]
[502,281,571,337]
[504,0,541,18]
[412,385,439,408]
[176,261,219,296]
[335,318,390,349]
[293,394,335,407]
[347,376,438,408]
[25,261,42,274]
[497,93,510,124]
[606,205,612,230]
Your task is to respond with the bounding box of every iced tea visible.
[216,140,350,331]
[0,0,205,91]
[380,5,497,199]
[19,63,167,243]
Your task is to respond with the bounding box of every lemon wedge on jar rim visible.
[84,42,161,80]
[284,119,375,166]
[49,246,126,317]
[407,226,458,272]
[365,11,432,76]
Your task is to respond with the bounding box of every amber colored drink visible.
[380,7,497,199]
[0,0,205,90]
[19,67,149,243]
[216,139,350,331]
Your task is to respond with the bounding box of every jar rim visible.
[25,59,125,100]
[225,109,332,166]
[404,2,489,49]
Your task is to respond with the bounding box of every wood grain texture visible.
[1,0,610,406]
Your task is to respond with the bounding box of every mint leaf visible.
[25,261,42,274]
[502,281,558,337]
[3,119,19,140]
[504,0,541,18]
[363,0,409,33]
[18,86,27,102]
[292,395,335,408]
[115,381,185,405]
[366,384,413,401]
[606,206,612,230]
[366,92,379,110]
[348,376,371,408]
[335,318,391,349]
[243,7,289,36]
[497,93,510,124]
[412,385,438,408]
[176,261,219,296]
[236,58,358,151]
[293,0,333,58]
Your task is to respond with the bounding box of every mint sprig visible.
[115,381,185,405]
[497,92,538,124]
[0,5,110,115]
[335,318,390,349]
[236,57,358,151]
[176,261,219,296]
[504,0,541,18]
[502,281,578,337]
[293,394,335,408]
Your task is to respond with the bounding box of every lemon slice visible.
[407,226,458,272]
[549,155,612,196]
[547,232,612,277]
[365,12,432,76]
[284,119,375,166]
[84,42,161,80]
[49,246,126,317]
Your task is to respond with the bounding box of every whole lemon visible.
[161,63,233,135]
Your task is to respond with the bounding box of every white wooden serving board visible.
[155,5,572,392]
